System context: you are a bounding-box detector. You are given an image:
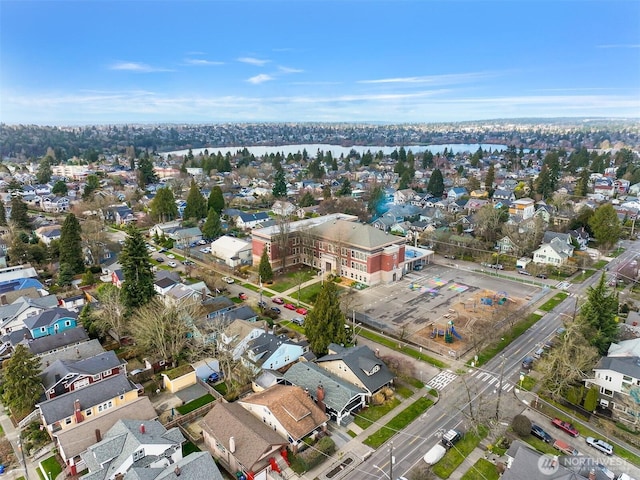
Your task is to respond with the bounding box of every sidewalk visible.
[0,404,43,480]
[307,387,439,480]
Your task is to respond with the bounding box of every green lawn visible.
[357,328,448,369]
[293,281,325,305]
[269,270,317,292]
[475,313,543,366]
[363,397,434,448]
[519,376,537,391]
[213,382,228,395]
[182,441,201,456]
[176,394,215,414]
[395,384,414,399]
[353,398,401,429]
[539,292,569,312]
[460,458,499,480]
[432,426,488,479]
[39,455,62,480]
[593,260,609,269]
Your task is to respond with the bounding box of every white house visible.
[210,235,252,267]
[532,237,574,266]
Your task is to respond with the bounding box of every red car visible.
[272,297,284,304]
[551,418,579,437]
[238,292,248,300]
[284,303,296,310]
[296,307,308,315]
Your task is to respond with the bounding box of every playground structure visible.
[480,290,508,307]
[430,320,463,344]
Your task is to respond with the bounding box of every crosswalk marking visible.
[469,369,514,392]
[426,370,458,391]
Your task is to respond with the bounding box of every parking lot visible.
[354,262,543,353]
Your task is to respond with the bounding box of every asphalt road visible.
[350,240,640,480]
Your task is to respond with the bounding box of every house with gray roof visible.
[201,402,288,477]
[27,326,91,356]
[533,236,574,266]
[38,338,105,371]
[23,307,78,339]
[283,361,367,426]
[316,344,394,397]
[243,332,308,373]
[218,319,268,361]
[0,294,59,335]
[81,419,186,480]
[55,396,158,476]
[40,350,127,399]
[125,451,222,480]
[38,374,141,434]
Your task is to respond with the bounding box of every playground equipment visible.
[430,321,463,343]
[480,291,508,307]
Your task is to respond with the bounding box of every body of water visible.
[163,143,508,158]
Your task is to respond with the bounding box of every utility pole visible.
[259,275,263,308]
[495,355,507,422]
[389,442,394,480]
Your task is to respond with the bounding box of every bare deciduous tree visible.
[95,284,127,345]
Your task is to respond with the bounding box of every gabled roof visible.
[609,338,640,357]
[246,332,301,365]
[317,344,394,394]
[23,307,78,330]
[594,356,640,379]
[239,385,328,442]
[82,419,184,480]
[283,362,366,413]
[40,350,124,390]
[28,326,89,355]
[237,211,269,222]
[309,219,405,250]
[200,402,287,470]
[38,338,104,365]
[125,452,223,480]
[38,374,137,424]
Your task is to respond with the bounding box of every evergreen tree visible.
[2,345,41,417]
[78,303,101,339]
[422,150,434,169]
[304,281,348,355]
[51,180,68,196]
[149,186,178,222]
[207,186,225,214]
[137,153,158,187]
[272,168,287,198]
[589,203,622,251]
[183,181,207,220]
[202,208,222,240]
[0,203,6,226]
[258,249,274,283]
[426,168,444,197]
[57,262,76,286]
[338,178,352,196]
[535,164,554,199]
[298,190,316,208]
[10,196,31,230]
[580,273,619,355]
[120,226,155,310]
[485,164,495,190]
[367,184,385,216]
[36,156,53,184]
[60,213,84,274]
[83,174,100,198]
[574,169,590,198]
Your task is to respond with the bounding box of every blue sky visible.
[1,0,639,125]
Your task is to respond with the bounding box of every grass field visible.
[432,426,488,479]
[538,292,569,312]
[475,313,543,366]
[363,396,434,448]
[353,398,401,429]
[39,456,62,480]
[460,458,499,480]
[358,328,448,368]
[176,394,215,414]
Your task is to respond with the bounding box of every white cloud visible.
[358,72,493,85]
[278,66,304,74]
[110,62,172,73]
[183,58,224,66]
[247,74,274,84]
[237,57,270,66]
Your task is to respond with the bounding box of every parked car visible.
[536,274,548,279]
[207,371,224,383]
[292,316,305,326]
[423,444,446,465]
[296,307,308,315]
[441,429,462,448]
[272,297,284,304]
[553,439,579,456]
[239,292,248,300]
[551,418,579,437]
[531,424,553,443]
[258,300,267,309]
[443,254,456,259]
[518,269,531,276]
[270,306,281,314]
[182,260,195,266]
[522,356,534,370]
[199,247,211,253]
[167,254,175,259]
[284,303,296,310]
[158,248,168,253]
[167,261,177,268]
[198,239,208,245]
[585,437,613,456]
[156,257,164,263]
[221,276,235,284]
[490,264,504,270]
[414,264,424,271]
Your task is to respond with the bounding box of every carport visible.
[404,246,434,271]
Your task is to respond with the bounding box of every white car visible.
[167,261,177,268]
[221,276,235,284]
[199,247,211,253]
[585,437,613,456]
[167,254,175,259]
[423,444,446,465]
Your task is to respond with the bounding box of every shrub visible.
[512,414,531,437]
[371,392,386,405]
[295,436,335,472]
[584,386,599,412]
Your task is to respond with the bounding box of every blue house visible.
[23,307,78,339]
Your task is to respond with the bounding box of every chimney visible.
[229,437,236,453]
[95,429,101,442]
[174,466,181,477]
[140,423,145,434]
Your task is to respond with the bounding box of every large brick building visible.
[251,214,406,286]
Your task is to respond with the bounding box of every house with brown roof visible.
[238,385,328,452]
[200,402,289,479]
